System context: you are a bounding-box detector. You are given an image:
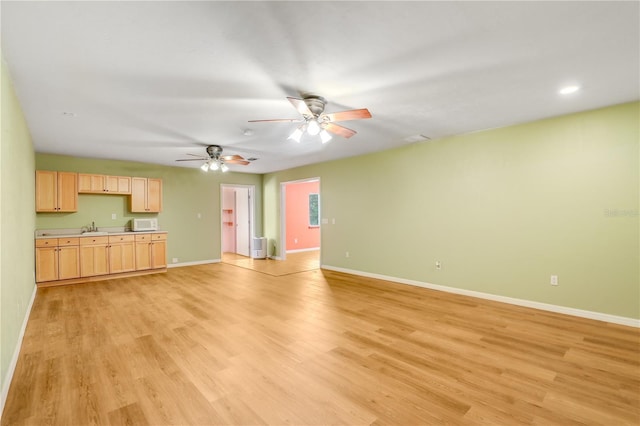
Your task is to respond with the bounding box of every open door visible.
[221,184,254,258]
[235,187,250,257]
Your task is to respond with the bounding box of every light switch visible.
[111,213,116,220]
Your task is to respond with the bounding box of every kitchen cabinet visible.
[80,236,109,277]
[106,176,131,194]
[108,235,136,274]
[35,170,78,212]
[135,233,167,270]
[35,232,168,287]
[35,238,80,282]
[131,177,162,212]
[151,233,167,269]
[78,173,131,194]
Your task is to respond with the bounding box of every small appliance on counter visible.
[132,218,158,232]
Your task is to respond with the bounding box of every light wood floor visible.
[221,250,320,276]
[2,264,639,425]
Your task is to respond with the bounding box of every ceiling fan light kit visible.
[177,145,250,172]
[251,94,372,143]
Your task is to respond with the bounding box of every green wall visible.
[1,57,36,397]
[264,102,640,319]
[35,154,263,264]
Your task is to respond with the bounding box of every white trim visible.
[167,259,220,268]
[1,285,37,419]
[286,247,320,254]
[320,265,640,328]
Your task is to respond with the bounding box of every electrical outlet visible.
[345,251,350,258]
[435,260,441,270]
[294,238,298,244]
[197,213,202,219]
[172,258,178,264]
[111,213,117,220]
[550,275,558,286]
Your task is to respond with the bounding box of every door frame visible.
[279,177,321,261]
[220,184,255,257]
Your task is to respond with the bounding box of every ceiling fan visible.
[176,145,250,172]
[249,95,372,143]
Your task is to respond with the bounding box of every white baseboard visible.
[167,259,220,268]
[320,265,640,328]
[286,247,320,254]
[1,284,37,419]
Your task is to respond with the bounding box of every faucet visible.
[91,221,97,232]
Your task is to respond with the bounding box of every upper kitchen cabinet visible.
[35,170,78,212]
[78,173,131,194]
[130,177,162,212]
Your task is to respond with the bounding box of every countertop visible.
[35,230,167,239]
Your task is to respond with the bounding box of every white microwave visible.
[132,218,158,232]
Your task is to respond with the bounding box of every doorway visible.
[221,184,255,258]
[279,178,321,262]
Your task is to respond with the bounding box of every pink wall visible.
[286,180,320,251]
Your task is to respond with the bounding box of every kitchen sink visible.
[81,231,109,236]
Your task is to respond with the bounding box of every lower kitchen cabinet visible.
[109,235,136,273]
[35,238,80,282]
[35,232,168,286]
[134,233,167,270]
[80,236,109,277]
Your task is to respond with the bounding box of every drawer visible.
[109,235,135,243]
[80,236,109,245]
[36,238,58,247]
[135,234,150,242]
[152,233,167,241]
[58,237,79,246]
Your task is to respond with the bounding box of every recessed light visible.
[559,85,580,95]
[243,129,254,136]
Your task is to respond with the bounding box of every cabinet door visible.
[78,174,105,193]
[58,246,80,280]
[80,245,109,277]
[130,177,148,212]
[106,176,131,194]
[117,176,131,194]
[151,240,167,268]
[135,242,152,270]
[35,246,58,282]
[147,179,163,212]
[35,170,58,212]
[57,171,78,212]
[109,242,136,273]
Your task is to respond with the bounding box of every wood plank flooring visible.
[2,263,639,425]
[221,250,320,276]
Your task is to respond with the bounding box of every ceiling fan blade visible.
[186,153,206,157]
[225,160,250,165]
[287,97,313,117]
[322,108,372,122]
[176,158,207,162]
[248,118,301,123]
[324,122,357,139]
[221,154,245,161]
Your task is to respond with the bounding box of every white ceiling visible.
[2,1,638,174]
